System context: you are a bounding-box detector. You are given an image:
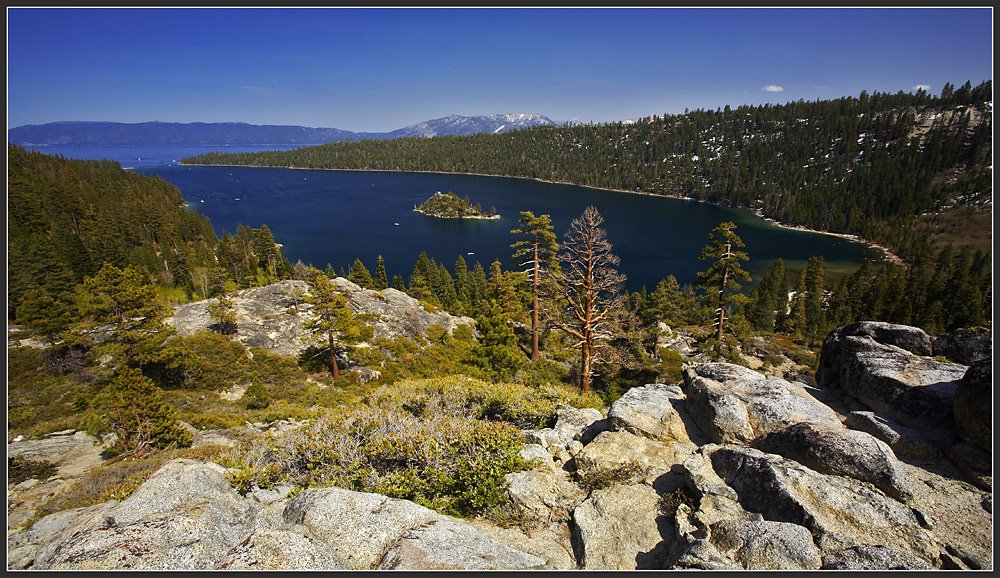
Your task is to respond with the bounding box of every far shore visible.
[179,161,906,265]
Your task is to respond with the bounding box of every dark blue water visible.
[27,145,883,291]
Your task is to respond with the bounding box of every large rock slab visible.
[933,326,991,365]
[708,519,822,570]
[7,431,107,478]
[754,422,914,502]
[572,484,671,569]
[607,383,698,445]
[168,279,473,356]
[821,545,935,570]
[705,445,938,563]
[469,522,576,570]
[952,360,991,451]
[834,321,935,355]
[683,364,842,445]
[169,281,320,356]
[817,323,968,429]
[217,527,348,570]
[330,277,474,341]
[844,411,945,460]
[377,519,547,570]
[574,430,693,488]
[21,460,253,570]
[282,487,444,569]
[504,470,588,526]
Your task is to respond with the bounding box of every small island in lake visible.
[414,191,500,220]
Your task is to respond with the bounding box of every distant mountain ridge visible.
[7,114,560,146]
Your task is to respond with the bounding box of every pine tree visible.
[374,255,388,290]
[746,259,786,331]
[696,222,751,342]
[469,261,489,314]
[433,263,459,311]
[783,269,808,337]
[488,260,516,315]
[102,366,193,456]
[391,274,406,291]
[511,211,559,361]
[642,275,702,327]
[207,292,238,335]
[408,252,440,305]
[15,287,74,345]
[75,263,175,366]
[303,274,375,379]
[803,256,827,345]
[348,258,376,289]
[454,255,471,314]
[469,299,524,382]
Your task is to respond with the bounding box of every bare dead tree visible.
[550,206,636,393]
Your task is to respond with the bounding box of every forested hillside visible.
[185,81,992,258]
[7,145,293,318]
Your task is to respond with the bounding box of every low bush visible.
[220,406,529,518]
[575,463,642,491]
[243,380,270,410]
[659,486,697,515]
[365,375,601,429]
[8,456,57,485]
[180,332,250,390]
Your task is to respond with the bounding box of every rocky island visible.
[414,191,500,220]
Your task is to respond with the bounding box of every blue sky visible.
[7,7,993,132]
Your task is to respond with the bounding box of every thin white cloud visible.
[913,84,932,92]
[762,85,784,93]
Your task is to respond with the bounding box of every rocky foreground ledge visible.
[7,322,992,570]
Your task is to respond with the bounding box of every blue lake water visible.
[25,145,884,291]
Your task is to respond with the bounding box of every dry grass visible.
[916,207,992,253]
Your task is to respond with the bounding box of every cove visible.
[135,164,884,292]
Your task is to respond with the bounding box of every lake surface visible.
[27,145,884,291]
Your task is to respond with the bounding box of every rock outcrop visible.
[817,321,969,429]
[9,460,554,571]
[9,322,992,571]
[952,359,991,451]
[683,364,842,444]
[7,430,108,478]
[571,484,670,569]
[753,422,914,502]
[703,445,937,560]
[933,326,991,366]
[168,279,474,357]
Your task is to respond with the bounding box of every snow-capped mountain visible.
[375,113,560,139]
[9,114,561,146]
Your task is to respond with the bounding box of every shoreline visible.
[178,161,905,265]
[412,208,502,220]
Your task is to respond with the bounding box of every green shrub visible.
[365,375,598,429]
[8,455,57,484]
[250,347,306,385]
[220,405,529,518]
[657,348,684,383]
[244,380,270,410]
[99,367,194,456]
[659,486,697,515]
[180,332,250,390]
[575,463,642,491]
